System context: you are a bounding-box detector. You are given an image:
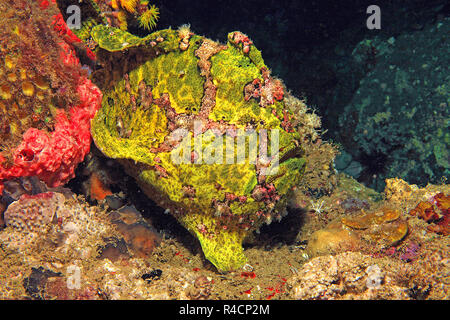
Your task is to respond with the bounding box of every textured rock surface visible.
[287,250,449,300]
[4,192,65,233]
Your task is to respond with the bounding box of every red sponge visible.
[0,3,102,194]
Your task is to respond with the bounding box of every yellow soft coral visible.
[109,0,159,31]
[117,10,128,30]
[138,5,160,30]
[112,0,139,13]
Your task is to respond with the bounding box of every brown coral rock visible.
[108,206,162,258]
[307,220,361,256]
[384,178,416,203]
[341,207,401,230]
[307,206,408,257]
[188,275,212,300]
[341,207,408,248]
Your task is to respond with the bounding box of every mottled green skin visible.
[91,26,306,271]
